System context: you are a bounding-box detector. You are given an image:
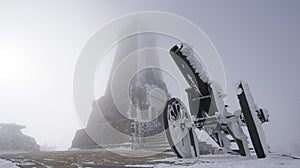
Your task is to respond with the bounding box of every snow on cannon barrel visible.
[163,43,270,159]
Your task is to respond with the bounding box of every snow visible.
[1,151,299,168]
[195,129,219,148]
[180,43,210,83]
[152,154,300,168]
[8,158,37,167]
[0,159,19,168]
[17,162,35,166]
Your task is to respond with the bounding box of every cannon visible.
[163,43,269,158]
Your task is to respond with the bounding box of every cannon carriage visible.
[163,43,269,158]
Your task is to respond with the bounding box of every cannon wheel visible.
[237,82,267,158]
[163,98,200,158]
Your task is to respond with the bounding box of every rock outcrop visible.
[0,123,39,152]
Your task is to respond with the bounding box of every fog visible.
[0,0,299,155]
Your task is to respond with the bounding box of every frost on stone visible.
[0,123,39,152]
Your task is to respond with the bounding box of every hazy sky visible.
[0,0,299,154]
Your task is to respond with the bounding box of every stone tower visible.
[71,20,170,149]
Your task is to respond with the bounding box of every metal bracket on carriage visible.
[236,81,270,158]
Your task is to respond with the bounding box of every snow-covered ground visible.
[123,153,300,168]
[1,150,299,167]
[0,159,19,168]
[151,154,300,168]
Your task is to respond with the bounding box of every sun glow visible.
[0,46,27,87]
